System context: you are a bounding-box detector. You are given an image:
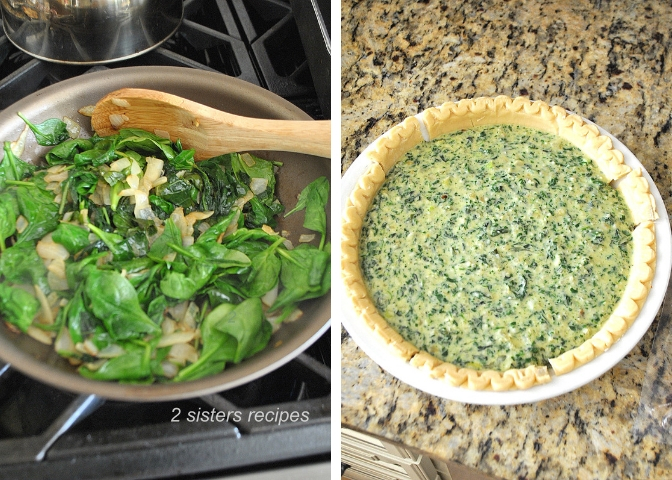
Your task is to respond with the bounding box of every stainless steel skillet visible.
[0,66,331,401]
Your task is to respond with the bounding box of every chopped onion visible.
[36,236,70,261]
[285,308,303,323]
[144,157,164,184]
[180,302,199,331]
[299,234,316,243]
[234,191,254,209]
[170,207,189,237]
[10,125,29,157]
[161,361,179,378]
[79,208,89,225]
[126,173,140,189]
[154,129,170,139]
[250,177,268,195]
[45,164,68,177]
[83,339,99,356]
[27,326,54,345]
[261,225,277,236]
[265,318,282,333]
[222,209,241,239]
[15,215,28,234]
[111,98,131,108]
[97,344,127,359]
[197,222,210,234]
[152,176,168,187]
[157,331,196,348]
[162,318,177,335]
[241,153,256,167]
[88,179,111,206]
[34,284,54,325]
[47,291,59,305]
[54,326,76,355]
[168,343,199,366]
[78,105,96,117]
[261,284,278,307]
[184,210,214,224]
[83,359,107,371]
[63,116,81,138]
[110,158,131,172]
[109,113,129,129]
[130,159,142,176]
[47,271,70,291]
[167,301,189,322]
[47,258,67,278]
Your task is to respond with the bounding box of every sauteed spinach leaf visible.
[0,116,330,383]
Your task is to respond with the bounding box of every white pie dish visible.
[340,121,671,405]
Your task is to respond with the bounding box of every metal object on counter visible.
[634,261,672,442]
[0,0,183,64]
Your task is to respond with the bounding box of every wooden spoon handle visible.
[91,88,331,159]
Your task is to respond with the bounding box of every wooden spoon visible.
[90,88,331,160]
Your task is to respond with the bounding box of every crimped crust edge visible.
[342,95,658,391]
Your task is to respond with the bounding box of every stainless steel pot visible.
[0,66,331,401]
[0,0,183,64]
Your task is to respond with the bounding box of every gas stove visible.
[0,0,331,478]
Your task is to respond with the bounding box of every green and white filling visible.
[359,124,632,371]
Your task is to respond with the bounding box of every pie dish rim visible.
[340,96,668,396]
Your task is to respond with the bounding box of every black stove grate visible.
[0,0,326,119]
[0,330,330,479]
[0,0,330,477]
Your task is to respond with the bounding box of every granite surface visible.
[340,1,672,478]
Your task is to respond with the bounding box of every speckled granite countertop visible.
[340,1,672,479]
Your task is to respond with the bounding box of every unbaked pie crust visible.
[341,95,658,391]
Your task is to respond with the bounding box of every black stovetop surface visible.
[0,0,331,478]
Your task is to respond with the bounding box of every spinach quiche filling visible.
[358,124,633,371]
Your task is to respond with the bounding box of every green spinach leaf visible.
[148,218,182,262]
[173,302,237,381]
[85,269,161,340]
[284,176,329,249]
[160,262,217,300]
[18,113,70,146]
[0,282,40,332]
[0,192,17,252]
[45,138,94,165]
[213,297,269,363]
[51,222,90,255]
[0,241,50,294]
[238,237,284,298]
[272,244,331,311]
[0,141,36,190]
[79,350,151,381]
